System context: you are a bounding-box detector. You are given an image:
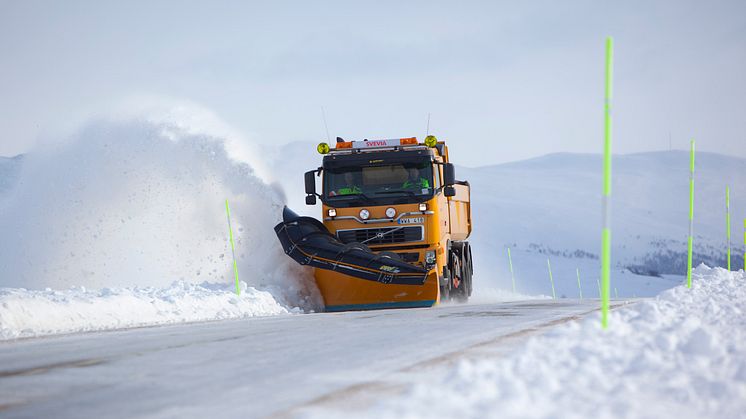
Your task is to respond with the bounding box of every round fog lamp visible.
[359,209,370,220]
[385,207,396,218]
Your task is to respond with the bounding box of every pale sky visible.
[1,0,744,166]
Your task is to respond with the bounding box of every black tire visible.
[463,243,473,297]
[450,244,468,303]
[440,249,452,302]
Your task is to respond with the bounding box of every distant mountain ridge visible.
[461,150,746,275]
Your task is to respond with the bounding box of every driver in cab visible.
[402,168,430,190]
[330,172,362,196]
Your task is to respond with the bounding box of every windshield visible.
[324,161,434,206]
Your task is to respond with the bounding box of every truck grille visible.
[336,226,423,245]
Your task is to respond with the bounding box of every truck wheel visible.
[440,265,451,302]
[450,249,468,303]
[463,243,473,297]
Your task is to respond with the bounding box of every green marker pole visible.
[687,140,695,288]
[507,247,516,293]
[601,37,613,328]
[576,268,583,299]
[547,258,556,299]
[225,199,241,296]
[726,186,731,270]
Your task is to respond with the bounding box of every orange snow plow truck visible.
[274,135,472,311]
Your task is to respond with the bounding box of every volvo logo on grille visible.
[336,226,424,245]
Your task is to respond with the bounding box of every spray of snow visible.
[0,112,323,323]
[107,96,276,184]
[312,265,746,419]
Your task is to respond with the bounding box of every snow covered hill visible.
[461,151,745,296]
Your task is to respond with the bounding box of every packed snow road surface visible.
[0,300,615,418]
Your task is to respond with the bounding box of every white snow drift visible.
[0,281,297,340]
[340,265,746,419]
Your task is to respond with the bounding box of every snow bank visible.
[343,265,746,419]
[0,281,293,340]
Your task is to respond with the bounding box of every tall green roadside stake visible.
[547,258,556,299]
[687,140,695,288]
[225,199,241,296]
[507,247,516,293]
[726,186,731,270]
[601,37,613,328]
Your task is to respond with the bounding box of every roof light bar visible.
[332,137,419,150]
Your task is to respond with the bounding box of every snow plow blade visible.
[274,206,429,286]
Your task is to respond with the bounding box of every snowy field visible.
[299,265,746,419]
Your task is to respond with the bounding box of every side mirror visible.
[304,170,316,195]
[443,163,455,186]
[304,170,317,205]
[444,186,456,197]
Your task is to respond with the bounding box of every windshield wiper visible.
[375,190,418,197]
[328,193,376,204]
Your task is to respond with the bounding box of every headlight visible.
[425,250,436,268]
[328,208,337,217]
[359,209,370,220]
[385,207,396,218]
[419,203,428,211]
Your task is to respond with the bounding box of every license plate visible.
[398,217,424,225]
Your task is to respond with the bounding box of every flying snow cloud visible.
[0,110,321,311]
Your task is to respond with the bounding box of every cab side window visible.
[433,164,442,189]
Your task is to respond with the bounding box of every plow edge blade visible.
[274,206,428,285]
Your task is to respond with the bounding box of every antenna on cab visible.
[321,106,331,143]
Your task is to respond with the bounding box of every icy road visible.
[0,300,623,418]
